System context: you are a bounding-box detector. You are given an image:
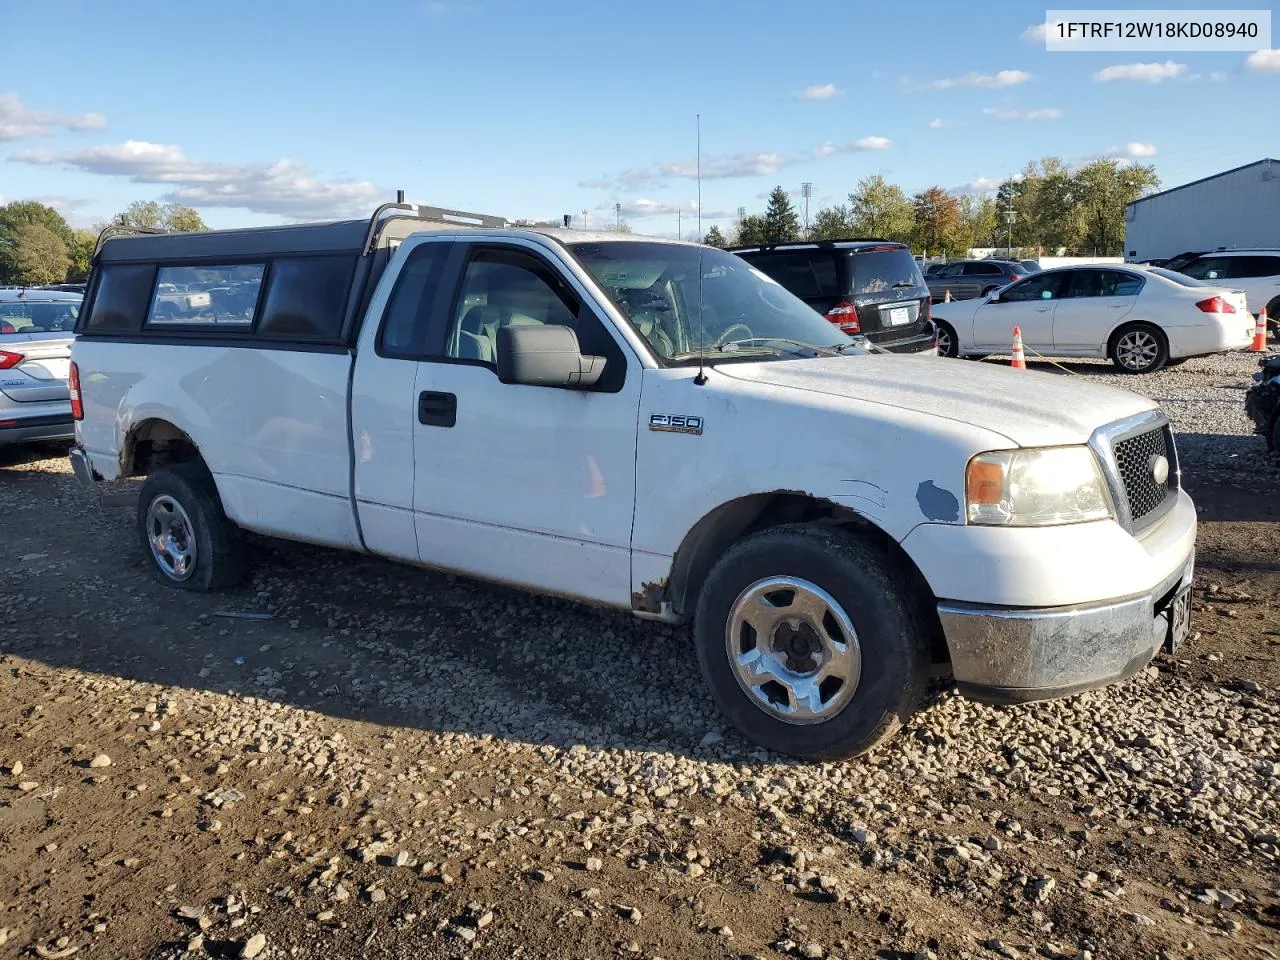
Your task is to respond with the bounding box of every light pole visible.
[801,182,812,235]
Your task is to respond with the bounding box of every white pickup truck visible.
[68,203,1197,759]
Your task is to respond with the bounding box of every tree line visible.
[702,156,1159,257]
[0,200,207,286]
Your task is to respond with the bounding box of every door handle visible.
[1034,306,1051,312]
[418,391,457,428]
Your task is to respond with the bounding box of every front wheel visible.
[693,525,929,759]
[1109,323,1169,374]
[137,463,246,591]
[933,320,959,358]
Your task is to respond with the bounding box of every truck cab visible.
[68,203,1197,759]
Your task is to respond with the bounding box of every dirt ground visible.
[0,404,1277,959]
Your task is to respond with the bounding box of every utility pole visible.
[801,182,813,235]
[998,200,1016,255]
[615,202,621,230]
[677,210,682,241]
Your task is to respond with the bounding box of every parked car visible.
[68,207,1196,759]
[1176,250,1280,330]
[1245,353,1280,453]
[1014,259,1042,274]
[1163,251,1208,274]
[0,289,80,447]
[931,264,1253,373]
[926,259,1028,302]
[152,279,213,321]
[729,240,935,353]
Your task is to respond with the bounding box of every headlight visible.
[966,446,1114,526]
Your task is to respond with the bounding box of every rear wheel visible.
[1265,297,1280,338]
[693,524,929,759]
[933,320,959,358]
[1109,323,1169,374]
[137,463,246,591]
[980,285,1000,299]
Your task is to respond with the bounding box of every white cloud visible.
[982,107,1061,121]
[951,177,1003,196]
[1246,49,1280,72]
[812,136,894,159]
[11,139,384,220]
[0,93,105,141]
[660,151,791,180]
[1094,61,1186,83]
[794,83,839,100]
[577,177,611,189]
[1022,22,1047,42]
[918,69,1032,90]
[607,199,732,219]
[1104,142,1158,158]
[928,118,948,129]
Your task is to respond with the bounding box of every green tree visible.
[114,200,207,232]
[1073,159,1158,255]
[809,205,854,240]
[911,186,962,255]
[67,229,98,282]
[847,175,914,242]
[733,214,768,246]
[703,225,727,248]
[762,186,800,243]
[12,223,70,285]
[956,194,998,251]
[0,201,74,283]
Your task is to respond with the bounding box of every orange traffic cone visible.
[1251,307,1269,352]
[944,289,952,303]
[1011,326,1026,369]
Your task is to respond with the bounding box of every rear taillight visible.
[1196,296,1235,314]
[0,350,23,370]
[69,361,83,420]
[825,301,861,334]
[922,295,932,322]
[1009,273,1024,282]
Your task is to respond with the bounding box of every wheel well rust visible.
[122,419,204,477]
[662,492,948,664]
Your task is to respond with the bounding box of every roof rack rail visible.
[727,237,893,252]
[363,199,506,254]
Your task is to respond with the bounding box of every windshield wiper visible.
[717,337,836,356]
[891,280,916,288]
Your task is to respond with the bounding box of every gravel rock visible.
[240,933,267,959]
[88,754,112,769]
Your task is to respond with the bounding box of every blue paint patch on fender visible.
[916,480,960,522]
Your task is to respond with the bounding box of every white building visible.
[1124,158,1279,261]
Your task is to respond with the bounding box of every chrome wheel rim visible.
[935,326,953,357]
[725,576,861,724]
[146,494,197,581]
[1116,330,1158,370]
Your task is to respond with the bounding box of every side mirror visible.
[986,292,1001,304]
[496,324,605,389]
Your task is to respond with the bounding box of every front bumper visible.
[939,549,1194,704]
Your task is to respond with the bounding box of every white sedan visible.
[931,264,1254,373]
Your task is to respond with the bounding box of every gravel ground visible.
[0,350,1276,960]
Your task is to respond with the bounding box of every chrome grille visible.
[1113,425,1176,526]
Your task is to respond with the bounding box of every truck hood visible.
[716,354,1157,447]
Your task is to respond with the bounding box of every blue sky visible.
[2,0,1276,237]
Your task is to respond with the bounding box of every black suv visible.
[730,240,934,353]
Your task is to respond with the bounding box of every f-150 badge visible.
[649,414,703,436]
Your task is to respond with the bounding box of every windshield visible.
[570,242,856,363]
[0,299,80,335]
[849,248,925,295]
[1148,266,1210,287]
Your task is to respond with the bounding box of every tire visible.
[137,462,246,591]
[1266,298,1280,338]
[933,319,960,358]
[1109,323,1169,374]
[693,524,929,760]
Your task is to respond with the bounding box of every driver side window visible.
[443,245,627,393]
[999,273,1062,303]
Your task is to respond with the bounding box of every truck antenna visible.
[694,113,707,386]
